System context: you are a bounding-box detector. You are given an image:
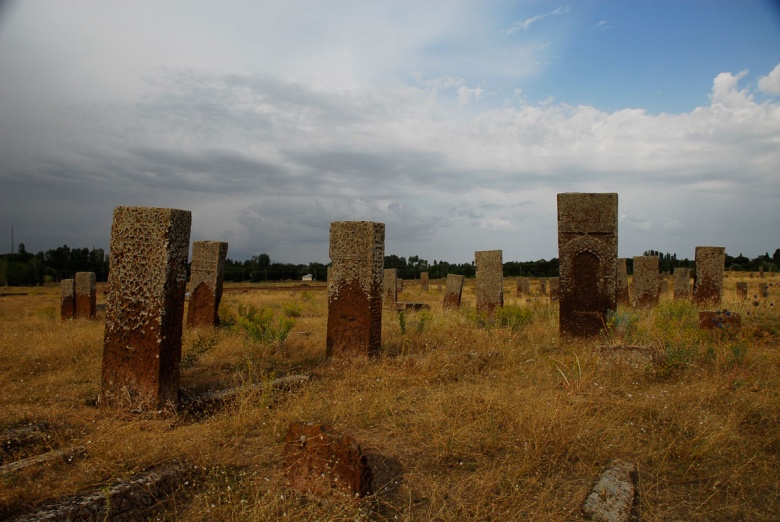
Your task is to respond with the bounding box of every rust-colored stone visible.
[101,206,191,411]
[284,421,373,498]
[475,250,503,319]
[549,276,560,300]
[558,193,618,337]
[60,279,75,321]
[442,274,464,310]
[186,241,228,327]
[633,256,659,307]
[673,268,691,300]
[75,272,96,319]
[326,221,384,358]
[616,258,629,307]
[383,268,398,303]
[736,282,748,300]
[693,246,725,306]
[420,272,429,293]
[699,310,741,330]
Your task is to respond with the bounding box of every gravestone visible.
[693,246,725,306]
[558,193,618,337]
[75,272,96,319]
[420,272,429,293]
[549,276,560,300]
[516,277,530,296]
[187,241,228,327]
[398,278,404,293]
[475,250,503,319]
[327,221,384,358]
[673,268,691,300]
[759,266,764,278]
[539,278,547,296]
[616,258,629,307]
[60,279,75,321]
[383,268,398,303]
[736,282,748,300]
[633,256,659,307]
[758,282,769,297]
[443,274,464,310]
[101,206,191,410]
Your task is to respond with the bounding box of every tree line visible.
[1,244,778,286]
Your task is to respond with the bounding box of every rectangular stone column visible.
[557,193,618,337]
[442,274,464,310]
[633,256,659,307]
[673,268,691,300]
[420,272,429,293]
[616,258,629,307]
[475,250,503,319]
[60,279,75,320]
[187,241,228,327]
[693,246,725,306]
[74,272,96,319]
[383,268,397,303]
[101,206,192,410]
[327,221,384,358]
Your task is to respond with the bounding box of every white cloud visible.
[506,5,570,33]
[758,63,780,95]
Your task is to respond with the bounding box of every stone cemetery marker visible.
[548,276,560,300]
[74,272,97,319]
[60,279,75,320]
[539,278,547,296]
[557,193,618,337]
[616,258,629,307]
[516,277,530,297]
[420,272,429,293]
[693,246,725,306]
[475,250,503,318]
[383,268,398,303]
[327,221,384,358]
[187,241,228,327]
[101,206,191,410]
[673,268,691,300]
[758,282,769,297]
[759,266,764,278]
[736,282,748,300]
[633,256,659,307]
[442,274,464,310]
[398,278,404,293]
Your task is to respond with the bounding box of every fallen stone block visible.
[582,459,639,522]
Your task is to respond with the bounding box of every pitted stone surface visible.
[187,241,228,327]
[673,268,691,300]
[60,279,75,321]
[693,246,725,306]
[633,256,659,307]
[582,459,639,522]
[383,268,398,303]
[420,272,429,293]
[327,221,384,358]
[476,250,503,318]
[616,258,629,306]
[75,272,96,319]
[101,206,191,410]
[443,274,464,310]
[558,193,618,337]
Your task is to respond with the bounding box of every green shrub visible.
[496,306,533,332]
[234,304,294,345]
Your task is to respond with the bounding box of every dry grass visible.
[0,276,778,520]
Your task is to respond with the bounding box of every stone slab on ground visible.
[582,459,639,522]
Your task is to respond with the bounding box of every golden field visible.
[0,276,778,520]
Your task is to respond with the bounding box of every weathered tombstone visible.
[582,459,639,522]
[475,250,503,318]
[383,268,398,303]
[420,272,429,293]
[693,246,725,306]
[101,206,191,410]
[187,241,228,328]
[758,282,769,297]
[516,277,530,297]
[539,278,547,296]
[74,272,97,319]
[60,279,76,320]
[759,266,764,278]
[616,258,629,307]
[736,282,748,300]
[548,276,560,300]
[398,278,404,293]
[673,268,691,300]
[558,193,618,337]
[442,274,464,310]
[327,221,384,358]
[633,256,659,307]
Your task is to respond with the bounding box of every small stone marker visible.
[75,272,96,319]
[736,282,748,300]
[548,276,560,300]
[616,259,629,307]
[516,277,530,296]
[758,282,769,297]
[327,221,384,358]
[283,421,373,498]
[101,206,191,410]
[420,271,429,293]
[475,250,503,318]
[557,193,618,337]
[398,278,404,293]
[673,267,691,300]
[582,459,639,522]
[187,241,228,327]
[633,256,659,307]
[539,278,547,296]
[759,266,764,278]
[442,274,464,310]
[383,268,398,303]
[693,246,726,306]
[699,310,741,330]
[60,279,75,320]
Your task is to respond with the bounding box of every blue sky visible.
[0,1,779,264]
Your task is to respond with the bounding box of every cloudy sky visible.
[1,1,779,264]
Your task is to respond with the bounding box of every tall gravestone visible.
[101,206,191,410]
[420,272,429,293]
[327,221,384,358]
[442,274,464,310]
[383,268,398,303]
[60,279,75,320]
[633,256,659,307]
[693,246,725,306]
[616,258,629,307]
[558,193,618,337]
[475,250,503,318]
[736,282,748,300]
[187,241,228,327]
[75,272,96,319]
[673,268,691,300]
